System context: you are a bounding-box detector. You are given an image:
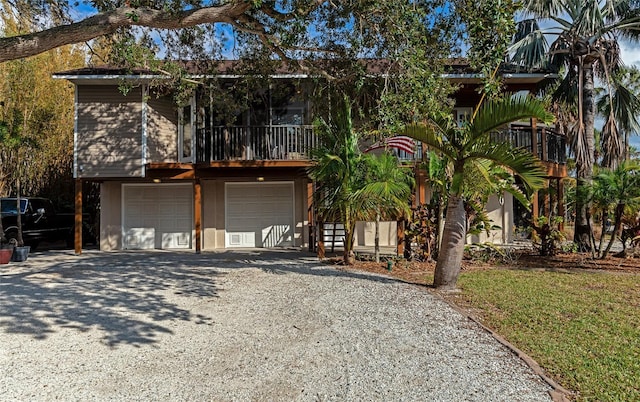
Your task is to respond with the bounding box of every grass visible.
[455,270,640,401]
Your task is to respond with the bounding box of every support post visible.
[194,179,202,254]
[307,181,315,252]
[541,127,548,162]
[74,178,83,255]
[415,167,426,205]
[532,191,539,222]
[397,219,405,257]
[558,178,565,231]
[531,117,539,159]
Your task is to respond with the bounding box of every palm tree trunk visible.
[574,64,597,251]
[602,203,625,258]
[434,194,466,290]
[597,209,607,257]
[343,218,356,265]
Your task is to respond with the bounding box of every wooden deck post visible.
[531,117,539,159]
[194,179,202,254]
[397,219,405,257]
[307,181,314,252]
[74,178,82,255]
[558,178,565,231]
[415,167,426,205]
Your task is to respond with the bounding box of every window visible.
[178,98,195,162]
[453,107,473,127]
[0,199,27,214]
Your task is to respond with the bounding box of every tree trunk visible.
[602,203,625,258]
[16,178,24,247]
[574,64,597,251]
[0,203,5,245]
[434,194,466,290]
[343,220,356,265]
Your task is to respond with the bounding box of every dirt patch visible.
[334,251,640,287]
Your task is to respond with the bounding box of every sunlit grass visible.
[456,270,640,401]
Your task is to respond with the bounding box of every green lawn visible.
[456,270,640,401]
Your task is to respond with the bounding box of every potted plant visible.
[0,204,13,264]
[9,149,31,262]
[10,185,30,262]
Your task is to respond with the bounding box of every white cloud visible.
[620,40,640,67]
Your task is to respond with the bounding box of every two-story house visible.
[54,60,565,253]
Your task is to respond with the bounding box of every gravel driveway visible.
[0,249,553,401]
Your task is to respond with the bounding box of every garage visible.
[225,182,295,248]
[122,183,193,249]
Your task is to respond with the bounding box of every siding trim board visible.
[141,84,148,177]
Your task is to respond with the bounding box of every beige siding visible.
[202,180,225,250]
[354,221,397,247]
[77,86,143,178]
[100,182,122,251]
[469,193,514,245]
[147,96,178,162]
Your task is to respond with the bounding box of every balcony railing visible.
[490,126,567,165]
[196,125,317,162]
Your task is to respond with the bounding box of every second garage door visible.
[225,182,295,248]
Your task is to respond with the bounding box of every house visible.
[53,60,566,253]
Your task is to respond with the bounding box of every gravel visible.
[0,249,552,401]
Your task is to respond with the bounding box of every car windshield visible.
[0,199,28,214]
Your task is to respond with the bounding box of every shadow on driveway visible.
[0,249,396,347]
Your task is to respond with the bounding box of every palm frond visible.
[600,114,622,169]
[520,0,562,18]
[510,19,549,69]
[469,96,555,141]
[404,118,457,161]
[467,141,547,194]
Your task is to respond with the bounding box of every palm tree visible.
[405,96,553,290]
[360,152,414,262]
[510,0,640,250]
[592,161,640,258]
[597,66,640,168]
[309,96,414,265]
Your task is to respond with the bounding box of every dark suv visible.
[1,197,76,248]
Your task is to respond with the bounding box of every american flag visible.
[364,136,416,154]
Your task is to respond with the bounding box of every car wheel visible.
[5,230,18,245]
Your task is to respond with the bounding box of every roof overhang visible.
[445,73,558,85]
[51,74,169,85]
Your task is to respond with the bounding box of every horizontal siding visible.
[76,85,143,178]
[147,96,178,163]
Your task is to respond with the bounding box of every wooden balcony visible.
[490,125,567,165]
[195,125,317,163]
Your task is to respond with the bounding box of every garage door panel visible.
[262,225,293,248]
[226,182,294,248]
[123,184,193,250]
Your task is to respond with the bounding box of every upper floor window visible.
[178,98,195,162]
[453,107,473,127]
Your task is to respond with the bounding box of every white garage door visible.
[226,182,294,248]
[122,184,193,250]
